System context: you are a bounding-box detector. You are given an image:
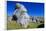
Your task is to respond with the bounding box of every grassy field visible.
[7,21,44,30]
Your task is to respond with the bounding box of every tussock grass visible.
[7,20,44,30]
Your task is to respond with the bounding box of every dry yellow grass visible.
[7,20,44,30]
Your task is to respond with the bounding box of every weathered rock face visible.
[29,16,44,23]
[12,3,30,28]
[12,15,18,21]
[7,16,44,23]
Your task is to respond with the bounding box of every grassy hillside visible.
[7,20,44,30]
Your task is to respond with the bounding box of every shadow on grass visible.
[37,24,44,28]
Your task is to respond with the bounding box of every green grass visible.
[7,21,43,30]
[27,23,40,28]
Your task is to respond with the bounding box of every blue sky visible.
[7,1,44,17]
